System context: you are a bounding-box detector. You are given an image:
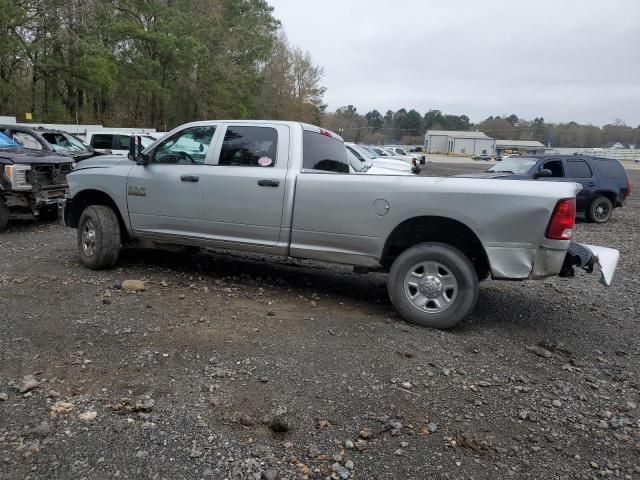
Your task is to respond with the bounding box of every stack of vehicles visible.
[56,119,618,330]
[346,143,418,174]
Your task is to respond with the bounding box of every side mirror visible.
[535,168,553,179]
[128,136,150,165]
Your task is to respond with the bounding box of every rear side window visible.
[566,159,592,178]
[592,158,626,180]
[116,135,131,150]
[91,134,113,149]
[303,131,349,173]
[218,126,278,167]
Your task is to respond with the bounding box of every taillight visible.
[625,175,632,198]
[412,159,417,166]
[546,198,576,240]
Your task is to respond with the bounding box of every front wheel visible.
[77,205,121,269]
[587,196,613,223]
[388,243,479,329]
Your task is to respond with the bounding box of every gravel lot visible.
[1,163,639,480]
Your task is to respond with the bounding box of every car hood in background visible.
[0,148,74,165]
[453,172,519,179]
[364,165,412,175]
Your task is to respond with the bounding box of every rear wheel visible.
[77,205,121,269]
[388,243,479,329]
[587,196,613,223]
[0,201,9,232]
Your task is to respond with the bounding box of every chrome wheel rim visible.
[404,261,458,314]
[594,202,610,221]
[82,220,97,257]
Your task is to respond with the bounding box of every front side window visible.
[91,134,113,150]
[12,132,42,150]
[566,160,592,178]
[303,131,349,173]
[116,135,132,150]
[543,160,565,178]
[152,126,215,165]
[218,126,278,167]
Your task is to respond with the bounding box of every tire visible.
[0,201,9,232]
[77,205,121,269]
[387,243,479,329]
[586,196,613,223]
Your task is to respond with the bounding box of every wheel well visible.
[592,191,617,206]
[68,190,128,239]
[381,216,490,279]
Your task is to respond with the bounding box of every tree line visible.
[324,107,640,148]
[1,1,637,148]
[0,0,326,130]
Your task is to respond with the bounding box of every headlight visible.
[4,165,32,191]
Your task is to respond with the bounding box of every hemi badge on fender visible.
[128,185,146,197]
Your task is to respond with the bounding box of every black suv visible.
[0,125,98,162]
[457,155,632,223]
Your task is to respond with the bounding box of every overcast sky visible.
[268,0,640,126]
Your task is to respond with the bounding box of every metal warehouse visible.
[425,130,496,155]
[495,139,548,155]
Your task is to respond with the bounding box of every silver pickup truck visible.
[59,120,619,329]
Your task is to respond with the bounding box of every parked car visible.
[368,146,422,167]
[346,143,417,174]
[0,125,98,161]
[59,120,617,329]
[86,131,157,156]
[0,132,73,231]
[346,149,411,175]
[472,153,492,161]
[456,155,632,223]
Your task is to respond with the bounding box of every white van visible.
[85,132,157,156]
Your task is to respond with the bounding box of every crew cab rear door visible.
[198,123,290,248]
[564,157,596,211]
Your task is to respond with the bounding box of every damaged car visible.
[0,132,73,231]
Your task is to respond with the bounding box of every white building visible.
[425,130,496,156]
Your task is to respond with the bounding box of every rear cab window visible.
[303,130,349,173]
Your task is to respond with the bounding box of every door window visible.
[152,126,216,165]
[116,135,131,150]
[303,131,349,173]
[542,160,564,178]
[218,126,278,167]
[91,134,114,150]
[12,132,42,150]
[566,160,593,178]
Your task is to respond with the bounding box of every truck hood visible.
[0,148,73,165]
[72,155,133,171]
[365,165,412,175]
[370,158,413,172]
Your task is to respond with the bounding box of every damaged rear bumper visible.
[560,242,619,286]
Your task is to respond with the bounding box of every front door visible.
[198,124,290,247]
[126,125,217,237]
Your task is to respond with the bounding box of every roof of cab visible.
[171,120,344,143]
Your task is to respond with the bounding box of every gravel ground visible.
[1,163,639,480]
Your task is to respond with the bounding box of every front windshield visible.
[42,132,88,152]
[346,149,368,172]
[489,157,537,174]
[140,136,155,149]
[351,144,376,160]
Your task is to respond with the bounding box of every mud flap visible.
[560,242,619,286]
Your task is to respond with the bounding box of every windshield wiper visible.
[492,170,514,174]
